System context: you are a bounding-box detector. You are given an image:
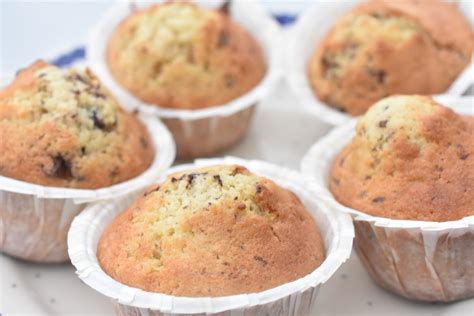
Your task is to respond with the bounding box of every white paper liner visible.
[87,0,282,121]
[300,98,474,301]
[286,0,474,126]
[68,156,354,314]
[0,75,176,261]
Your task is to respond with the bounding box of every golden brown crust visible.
[329,96,473,221]
[0,61,155,189]
[107,3,266,110]
[98,165,325,296]
[309,0,474,115]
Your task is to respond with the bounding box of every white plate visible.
[1,80,473,315]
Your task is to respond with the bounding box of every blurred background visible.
[0,0,312,74]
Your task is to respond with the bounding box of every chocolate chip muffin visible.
[98,164,325,297]
[0,61,154,189]
[107,2,266,109]
[330,95,473,221]
[309,0,474,115]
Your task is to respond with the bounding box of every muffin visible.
[330,95,473,221]
[107,2,266,109]
[97,164,325,297]
[0,60,154,189]
[309,0,474,115]
[319,95,474,301]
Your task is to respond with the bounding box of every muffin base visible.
[111,286,320,316]
[0,191,84,262]
[163,105,255,159]
[354,220,474,302]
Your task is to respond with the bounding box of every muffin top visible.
[0,61,154,189]
[309,0,474,115]
[107,2,266,110]
[98,164,325,297]
[330,95,473,221]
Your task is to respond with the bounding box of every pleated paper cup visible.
[300,100,474,302]
[0,111,176,263]
[87,0,282,159]
[68,156,354,315]
[286,0,474,125]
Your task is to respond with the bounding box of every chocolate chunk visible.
[256,184,262,194]
[219,0,231,15]
[185,173,207,189]
[171,177,178,183]
[214,175,223,186]
[456,144,469,160]
[139,136,148,149]
[378,120,388,128]
[339,156,346,167]
[109,168,119,177]
[370,12,383,19]
[45,155,73,179]
[217,30,230,48]
[254,255,268,266]
[368,68,386,84]
[92,90,106,99]
[321,56,339,72]
[224,74,236,88]
[91,109,106,130]
[72,73,87,84]
[186,174,196,188]
[372,196,385,203]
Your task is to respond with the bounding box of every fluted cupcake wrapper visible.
[300,102,474,302]
[67,156,354,315]
[286,0,474,126]
[87,0,282,159]
[0,75,176,262]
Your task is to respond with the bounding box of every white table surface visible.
[0,1,473,316]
